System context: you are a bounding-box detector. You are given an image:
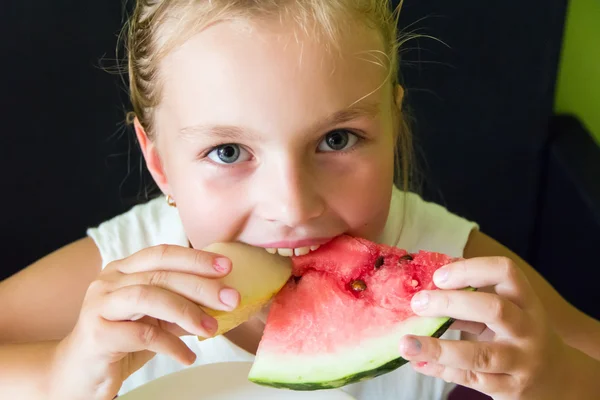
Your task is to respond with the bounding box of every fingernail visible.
[201,317,218,335]
[435,267,449,284]
[412,292,429,310]
[184,350,197,365]
[416,362,428,368]
[219,288,239,309]
[400,337,422,356]
[214,257,230,273]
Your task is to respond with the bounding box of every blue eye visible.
[207,144,251,164]
[318,130,359,152]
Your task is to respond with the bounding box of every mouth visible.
[255,238,333,257]
[264,245,321,257]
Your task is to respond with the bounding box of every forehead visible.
[155,18,391,138]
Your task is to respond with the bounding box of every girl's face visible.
[138,18,400,255]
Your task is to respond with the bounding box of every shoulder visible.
[383,187,479,257]
[86,196,188,268]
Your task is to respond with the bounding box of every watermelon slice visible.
[248,235,470,390]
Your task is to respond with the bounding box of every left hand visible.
[398,256,573,400]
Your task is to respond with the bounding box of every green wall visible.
[554,0,600,145]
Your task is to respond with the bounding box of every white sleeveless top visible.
[87,186,478,400]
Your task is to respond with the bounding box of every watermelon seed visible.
[351,279,367,292]
[399,254,414,262]
[293,276,302,284]
[374,256,385,269]
[411,279,419,287]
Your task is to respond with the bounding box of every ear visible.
[133,117,171,195]
[394,84,405,109]
[392,84,405,139]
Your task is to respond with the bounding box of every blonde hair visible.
[124,0,414,190]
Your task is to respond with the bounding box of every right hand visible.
[49,244,240,400]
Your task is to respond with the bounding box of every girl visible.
[1,1,599,399]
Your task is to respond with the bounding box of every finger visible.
[109,244,231,277]
[399,335,519,373]
[448,320,488,336]
[412,361,515,396]
[96,319,197,366]
[138,316,194,338]
[106,270,240,312]
[432,257,533,309]
[411,290,527,337]
[99,285,218,338]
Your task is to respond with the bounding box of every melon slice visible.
[198,242,292,339]
[248,235,471,390]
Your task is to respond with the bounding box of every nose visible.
[252,157,325,227]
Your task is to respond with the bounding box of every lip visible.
[253,237,334,249]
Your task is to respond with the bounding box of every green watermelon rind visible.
[248,287,476,391]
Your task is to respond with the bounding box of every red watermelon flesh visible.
[248,235,462,390]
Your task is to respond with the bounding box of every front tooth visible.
[277,248,294,257]
[265,248,277,254]
[294,247,310,256]
[310,245,320,251]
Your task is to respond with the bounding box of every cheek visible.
[324,145,395,241]
[168,165,252,248]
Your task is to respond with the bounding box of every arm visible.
[0,237,103,397]
[0,340,60,398]
[0,237,102,343]
[463,230,600,360]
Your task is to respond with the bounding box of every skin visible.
[142,18,397,250]
[0,15,599,400]
[136,17,399,356]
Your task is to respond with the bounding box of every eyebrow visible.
[179,124,254,141]
[178,101,381,140]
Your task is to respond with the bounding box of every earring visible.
[166,195,177,207]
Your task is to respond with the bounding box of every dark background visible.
[1,0,599,389]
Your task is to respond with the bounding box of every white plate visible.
[118,361,356,400]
